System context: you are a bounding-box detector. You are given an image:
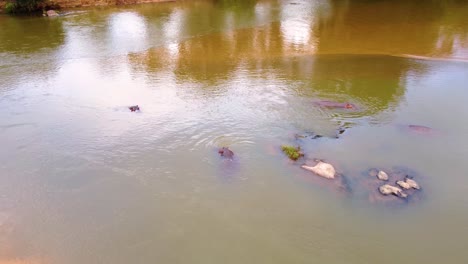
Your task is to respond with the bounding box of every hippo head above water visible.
[218,147,234,159]
[129,105,140,112]
[344,103,355,109]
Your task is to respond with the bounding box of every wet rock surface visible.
[363,167,423,205]
[294,132,323,140]
[275,126,424,207]
[294,126,348,141]
[397,177,420,190]
[379,184,407,198]
[369,169,389,181]
[301,161,336,179]
[45,10,59,17]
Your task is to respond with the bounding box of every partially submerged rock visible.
[45,10,59,17]
[294,132,322,140]
[397,177,420,190]
[335,127,347,138]
[379,184,407,198]
[368,168,379,177]
[368,168,388,181]
[364,167,423,205]
[129,105,140,112]
[301,161,336,179]
[294,127,346,140]
[281,145,304,161]
[218,147,234,159]
[377,170,389,181]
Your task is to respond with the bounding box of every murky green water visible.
[1,0,468,263]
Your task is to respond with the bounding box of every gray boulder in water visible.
[377,170,389,181]
[301,161,336,179]
[379,184,407,198]
[368,168,389,181]
[397,177,420,190]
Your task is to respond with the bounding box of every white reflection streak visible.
[281,19,311,46]
[163,9,185,58]
[280,2,317,52]
[108,12,148,51]
[254,2,272,25]
[164,9,184,42]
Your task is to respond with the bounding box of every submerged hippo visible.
[314,100,356,110]
[400,124,438,136]
[129,105,140,112]
[218,147,234,159]
[408,125,432,132]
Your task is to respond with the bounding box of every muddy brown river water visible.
[1,0,468,263]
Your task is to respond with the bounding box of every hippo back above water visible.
[314,100,357,110]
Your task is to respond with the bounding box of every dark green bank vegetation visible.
[4,0,58,14]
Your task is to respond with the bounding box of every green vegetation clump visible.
[281,145,304,161]
[5,0,45,13]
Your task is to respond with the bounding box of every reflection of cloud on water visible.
[281,19,311,47]
[254,1,272,25]
[280,1,318,52]
[163,9,185,42]
[107,12,148,53]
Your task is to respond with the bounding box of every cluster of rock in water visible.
[130,102,426,205]
[280,128,423,204]
[368,168,420,199]
[216,122,425,205]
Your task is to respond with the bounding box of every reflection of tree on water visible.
[318,0,468,58]
[127,0,468,117]
[0,15,64,54]
[278,54,409,118]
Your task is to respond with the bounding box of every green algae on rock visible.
[281,145,304,161]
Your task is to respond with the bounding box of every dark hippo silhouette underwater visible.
[216,147,239,180]
[398,124,439,136]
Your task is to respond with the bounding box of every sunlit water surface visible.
[1,0,468,263]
